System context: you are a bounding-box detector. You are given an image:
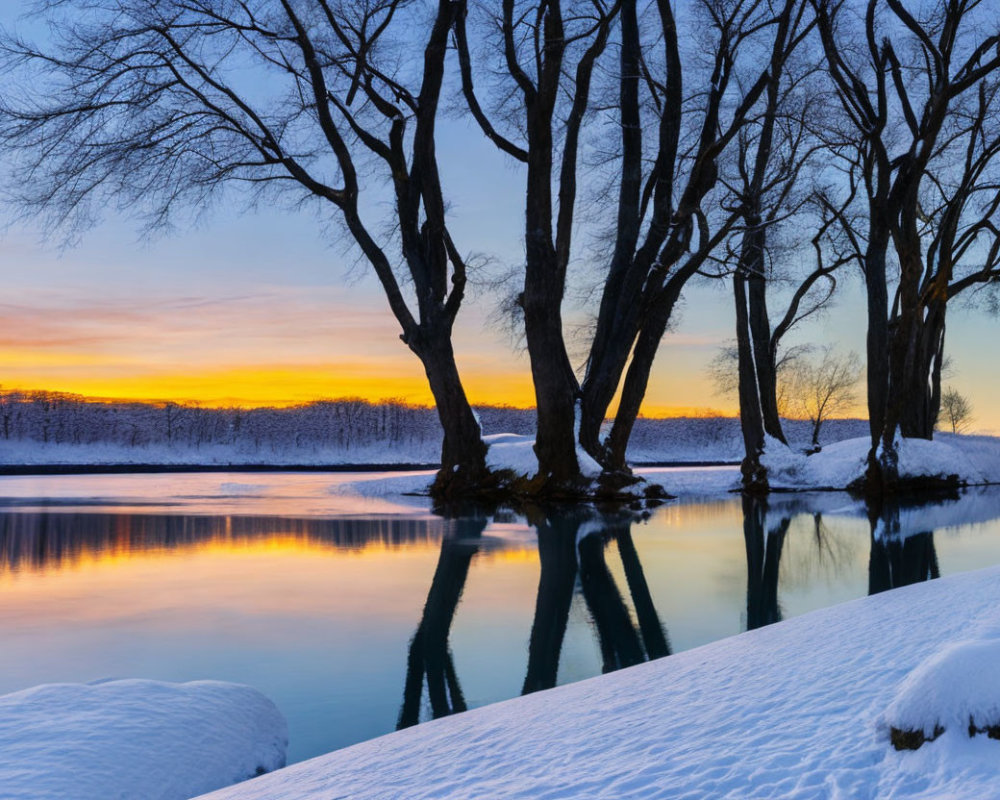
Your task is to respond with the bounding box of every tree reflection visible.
[399,509,671,727]
[522,514,579,693]
[742,495,790,631]
[578,530,646,672]
[0,511,442,572]
[526,513,670,688]
[615,525,670,660]
[867,503,939,595]
[396,516,487,729]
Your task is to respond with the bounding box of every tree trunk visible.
[413,335,489,498]
[749,265,785,443]
[897,301,945,440]
[522,272,581,487]
[863,230,895,492]
[577,0,646,468]
[579,305,642,467]
[811,416,822,447]
[604,287,684,470]
[519,42,583,489]
[734,271,768,492]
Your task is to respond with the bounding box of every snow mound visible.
[484,433,602,479]
[885,639,1000,738]
[0,679,288,800]
[763,434,1000,490]
[484,433,538,476]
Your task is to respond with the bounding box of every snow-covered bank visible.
[484,432,603,478]
[199,565,1000,800]
[0,414,869,469]
[3,431,998,502]
[0,679,287,800]
[0,440,441,469]
[763,432,1000,490]
[323,432,1000,502]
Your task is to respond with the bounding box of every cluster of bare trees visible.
[0,0,997,498]
[812,0,1000,493]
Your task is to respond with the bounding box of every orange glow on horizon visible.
[0,365,539,409]
[0,375,750,418]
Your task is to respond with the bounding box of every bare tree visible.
[707,339,808,416]
[728,15,813,473]
[455,0,618,489]
[938,387,973,434]
[812,0,1000,492]
[786,346,860,448]
[456,0,810,488]
[0,0,490,497]
[582,0,810,474]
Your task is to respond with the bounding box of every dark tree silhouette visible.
[398,516,486,729]
[724,3,838,488]
[0,0,489,497]
[812,0,1000,492]
[867,502,939,595]
[455,0,618,489]
[457,0,808,484]
[581,0,809,474]
[742,494,789,630]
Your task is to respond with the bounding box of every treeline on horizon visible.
[0,388,866,459]
[0,388,496,451]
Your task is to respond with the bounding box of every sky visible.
[0,4,998,433]
[0,191,740,417]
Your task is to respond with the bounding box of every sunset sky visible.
[1,8,998,432]
[1,199,741,417]
[3,133,999,430]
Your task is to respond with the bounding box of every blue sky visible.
[0,2,996,431]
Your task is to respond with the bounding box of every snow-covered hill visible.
[197,564,1000,800]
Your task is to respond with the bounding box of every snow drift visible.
[0,679,288,800]
[198,564,1000,800]
[762,432,1000,490]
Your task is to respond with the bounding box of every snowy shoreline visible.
[0,459,737,476]
[198,564,1000,800]
[4,430,999,497]
[0,462,441,475]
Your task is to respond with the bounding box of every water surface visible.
[1,472,998,763]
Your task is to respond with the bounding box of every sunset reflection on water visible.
[4,474,1000,763]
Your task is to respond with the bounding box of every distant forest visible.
[0,389,868,464]
[0,389,529,453]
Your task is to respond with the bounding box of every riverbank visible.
[3,432,997,497]
[199,562,1000,799]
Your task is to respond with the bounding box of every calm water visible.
[2,471,1000,763]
